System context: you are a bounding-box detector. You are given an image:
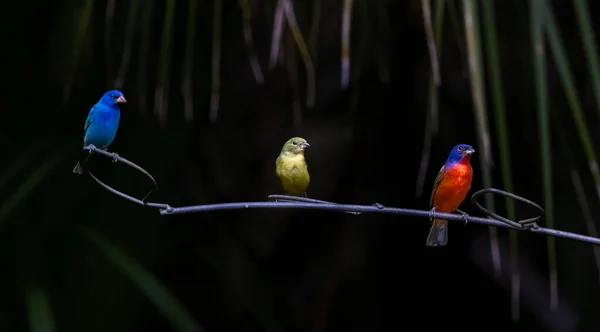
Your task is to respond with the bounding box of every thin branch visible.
[75,148,600,247]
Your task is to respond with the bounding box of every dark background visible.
[2,0,600,331]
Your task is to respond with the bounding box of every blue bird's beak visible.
[116,96,127,103]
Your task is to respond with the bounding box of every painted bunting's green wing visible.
[430,165,445,207]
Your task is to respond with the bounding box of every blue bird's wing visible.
[84,104,99,134]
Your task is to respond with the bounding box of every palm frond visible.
[79,227,206,332]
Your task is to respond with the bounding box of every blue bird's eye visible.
[110,94,115,98]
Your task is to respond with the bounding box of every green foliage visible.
[25,288,56,332]
[6,0,600,330]
[79,227,205,332]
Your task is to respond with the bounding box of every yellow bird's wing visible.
[275,154,309,196]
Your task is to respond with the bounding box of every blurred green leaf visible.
[0,139,53,193]
[531,0,558,310]
[284,0,315,108]
[416,0,445,199]
[62,0,96,103]
[210,0,223,123]
[543,1,600,199]
[240,0,264,85]
[25,287,56,332]
[0,145,70,230]
[552,110,600,282]
[155,0,176,125]
[573,0,600,123]
[79,227,205,332]
[481,0,519,321]
[462,0,501,276]
[182,0,198,121]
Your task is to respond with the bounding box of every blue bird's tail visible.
[426,219,448,247]
[72,155,91,175]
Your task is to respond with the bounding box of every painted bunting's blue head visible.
[99,90,127,107]
[445,144,475,164]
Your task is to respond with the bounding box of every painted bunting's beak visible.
[116,96,127,103]
[465,148,475,155]
[300,142,310,149]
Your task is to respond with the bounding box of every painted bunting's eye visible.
[458,146,464,151]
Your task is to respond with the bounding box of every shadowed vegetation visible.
[3,0,600,330]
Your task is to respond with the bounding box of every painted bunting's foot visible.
[372,203,385,209]
[111,152,120,163]
[429,207,436,221]
[455,209,469,226]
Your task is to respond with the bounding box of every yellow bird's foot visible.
[372,203,385,209]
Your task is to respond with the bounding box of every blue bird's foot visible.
[429,207,436,221]
[455,209,469,226]
[372,203,385,209]
[87,144,97,154]
[111,152,120,163]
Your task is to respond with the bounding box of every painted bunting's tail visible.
[72,155,91,175]
[426,219,448,247]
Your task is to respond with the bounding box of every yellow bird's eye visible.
[292,141,297,145]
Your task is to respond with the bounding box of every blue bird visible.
[72,90,127,175]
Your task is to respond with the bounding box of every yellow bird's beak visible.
[300,142,310,149]
[116,96,127,103]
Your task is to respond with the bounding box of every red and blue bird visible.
[426,143,475,247]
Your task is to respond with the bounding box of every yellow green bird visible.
[275,137,311,197]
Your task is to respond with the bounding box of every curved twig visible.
[471,188,545,229]
[78,148,600,247]
[83,145,158,188]
[81,145,171,211]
